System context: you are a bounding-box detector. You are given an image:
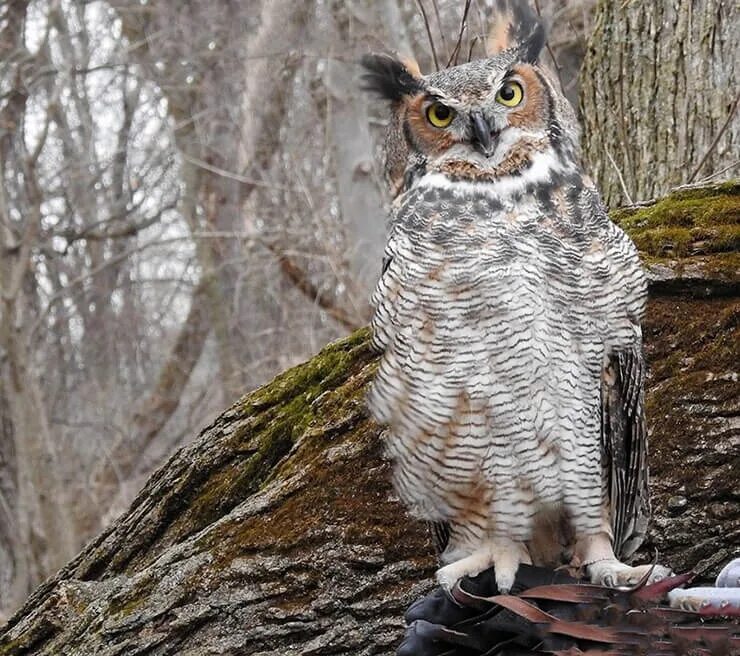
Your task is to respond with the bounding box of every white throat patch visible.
[419,148,569,199]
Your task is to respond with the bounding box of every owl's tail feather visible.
[397,564,739,655]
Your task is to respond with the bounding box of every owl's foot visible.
[574,531,671,588]
[436,538,531,594]
[587,559,672,588]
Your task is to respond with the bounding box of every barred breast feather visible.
[368,172,648,560]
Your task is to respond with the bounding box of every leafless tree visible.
[0,0,732,625]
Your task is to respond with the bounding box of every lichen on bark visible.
[0,184,737,656]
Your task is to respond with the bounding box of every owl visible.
[362,0,670,594]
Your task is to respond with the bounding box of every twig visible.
[692,159,740,184]
[687,93,739,183]
[673,165,740,192]
[446,0,472,68]
[430,0,448,63]
[605,146,634,205]
[414,0,440,71]
[180,152,298,192]
[263,241,362,332]
[467,35,480,63]
[628,176,739,210]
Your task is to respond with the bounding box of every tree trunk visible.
[0,183,737,653]
[325,0,387,294]
[0,0,78,616]
[581,0,738,207]
[0,388,21,627]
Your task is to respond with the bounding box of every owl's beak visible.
[470,111,496,158]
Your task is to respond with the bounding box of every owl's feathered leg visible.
[436,538,532,594]
[575,531,672,587]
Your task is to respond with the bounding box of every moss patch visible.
[643,296,739,497]
[198,353,432,573]
[643,298,738,383]
[156,328,378,554]
[612,182,740,257]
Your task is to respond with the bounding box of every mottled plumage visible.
[362,0,668,593]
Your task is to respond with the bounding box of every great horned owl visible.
[363,1,670,594]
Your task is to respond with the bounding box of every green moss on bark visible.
[163,328,377,550]
[612,182,740,257]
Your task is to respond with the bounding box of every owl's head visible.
[362,0,579,197]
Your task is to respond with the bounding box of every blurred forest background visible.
[0,0,736,621]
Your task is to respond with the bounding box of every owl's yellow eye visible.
[426,102,455,128]
[496,81,524,107]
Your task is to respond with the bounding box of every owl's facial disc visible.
[468,76,527,159]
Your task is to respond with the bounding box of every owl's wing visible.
[601,347,650,561]
[430,521,450,557]
[369,229,402,355]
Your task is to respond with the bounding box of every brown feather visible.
[507,65,549,130]
[434,137,548,182]
[486,0,546,62]
[400,56,422,79]
[486,8,514,56]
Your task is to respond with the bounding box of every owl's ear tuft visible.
[360,54,423,102]
[486,0,546,64]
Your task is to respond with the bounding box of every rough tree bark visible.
[0,183,737,654]
[581,0,739,207]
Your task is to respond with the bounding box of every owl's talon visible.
[588,559,672,589]
[500,583,511,592]
[436,538,529,596]
[436,563,462,592]
[496,572,514,595]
